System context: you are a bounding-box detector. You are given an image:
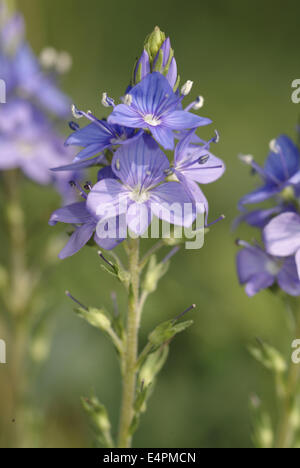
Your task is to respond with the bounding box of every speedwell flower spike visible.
[48,25,225,448]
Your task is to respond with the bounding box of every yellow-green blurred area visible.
[0,0,300,448]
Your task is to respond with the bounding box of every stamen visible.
[65,290,88,311]
[115,159,121,171]
[98,250,115,270]
[198,154,210,165]
[162,246,180,264]
[83,181,92,191]
[124,94,133,106]
[238,153,282,186]
[101,92,115,108]
[181,80,193,96]
[39,47,57,68]
[269,139,279,153]
[235,238,251,248]
[69,121,80,131]
[172,304,196,323]
[68,180,88,200]
[193,95,204,110]
[206,214,225,228]
[71,104,83,119]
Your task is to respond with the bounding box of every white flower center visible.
[144,114,161,126]
[129,187,150,204]
[18,141,34,158]
[266,260,281,276]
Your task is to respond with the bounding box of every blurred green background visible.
[1,0,300,448]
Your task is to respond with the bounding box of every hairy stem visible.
[4,170,30,447]
[118,238,140,448]
[275,307,300,448]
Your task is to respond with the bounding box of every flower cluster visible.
[0,2,78,201]
[236,134,300,296]
[50,27,225,258]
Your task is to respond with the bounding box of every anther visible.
[84,181,92,191]
[181,80,193,96]
[65,290,88,311]
[239,154,254,165]
[124,94,133,106]
[193,96,204,110]
[269,139,279,153]
[69,121,80,131]
[173,304,196,323]
[98,250,115,270]
[101,92,115,108]
[71,104,83,119]
[198,154,210,165]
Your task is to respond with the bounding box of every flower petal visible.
[87,178,130,219]
[244,272,274,297]
[112,134,169,189]
[150,182,196,227]
[263,212,300,256]
[108,104,144,128]
[59,223,95,259]
[277,256,300,295]
[49,202,92,226]
[163,110,212,130]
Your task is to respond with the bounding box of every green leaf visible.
[142,255,169,294]
[76,307,123,355]
[249,338,287,374]
[148,319,193,350]
[82,395,114,448]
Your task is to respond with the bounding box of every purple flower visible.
[173,129,225,220]
[133,37,178,89]
[239,135,300,208]
[86,134,196,236]
[108,72,211,150]
[49,168,125,259]
[52,110,142,171]
[236,241,300,297]
[0,99,78,199]
[263,212,300,278]
[0,8,70,117]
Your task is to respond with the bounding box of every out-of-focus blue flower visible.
[87,134,196,237]
[108,73,211,150]
[263,212,300,279]
[239,136,300,208]
[236,240,300,297]
[0,99,77,201]
[172,129,225,220]
[0,5,70,117]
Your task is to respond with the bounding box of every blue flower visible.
[108,73,211,150]
[0,99,78,201]
[239,135,300,208]
[86,134,196,236]
[236,240,300,297]
[172,129,225,221]
[49,167,125,259]
[0,8,70,117]
[133,37,178,89]
[52,110,142,171]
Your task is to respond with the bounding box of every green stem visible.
[4,170,31,447]
[118,238,140,448]
[275,307,300,448]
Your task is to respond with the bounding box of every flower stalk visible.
[275,304,300,448]
[118,238,140,448]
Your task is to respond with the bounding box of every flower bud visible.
[144,26,166,62]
